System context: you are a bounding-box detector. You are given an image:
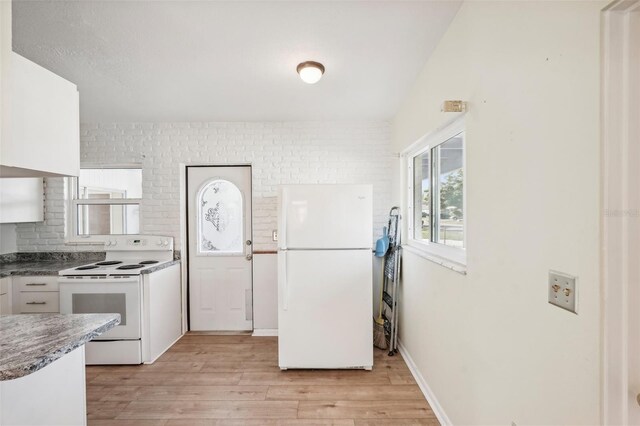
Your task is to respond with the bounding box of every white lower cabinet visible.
[18,291,59,313]
[0,346,87,425]
[12,276,59,314]
[0,277,10,315]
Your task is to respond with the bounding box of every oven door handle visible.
[58,277,140,285]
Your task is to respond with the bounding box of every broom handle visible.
[377,258,385,320]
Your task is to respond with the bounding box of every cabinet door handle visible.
[26,302,46,305]
[26,283,47,286]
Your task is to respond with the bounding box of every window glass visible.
[409,129,465,252]
[72,167,142,239]
[433,133,464,248]
[77,169,142,199]
[76,204,140,235]
[198,180,243,254]
[413,151,430,241]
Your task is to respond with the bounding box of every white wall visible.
[16,121,392,251]
[392,1,604,424]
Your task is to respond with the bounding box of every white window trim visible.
[66,164,142,245]
[403,115,467,271]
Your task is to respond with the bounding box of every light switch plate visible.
[548,270,577,314]
[272,230,278,242]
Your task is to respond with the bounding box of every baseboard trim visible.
[252,328,278,337]
[398,339,452,425]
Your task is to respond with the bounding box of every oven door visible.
[59,277,141,340]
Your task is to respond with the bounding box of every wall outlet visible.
[272,230,278,242]
[548,270,577,314]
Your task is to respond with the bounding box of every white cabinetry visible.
[0,1,80,178]
[12,276,59,314]
[0,178,44,223]
[0,278,10,315]
[0,346,87,425]
[0,1,10,162]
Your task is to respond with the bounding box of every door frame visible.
[179,163,253,332]
[601,1,640,423]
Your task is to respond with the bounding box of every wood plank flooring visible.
[86,333,438,425]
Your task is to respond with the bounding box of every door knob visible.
[246,240,252,246]
[636,393,640,406]
[246,254,253,261]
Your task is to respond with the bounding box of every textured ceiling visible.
[12,1,461,122]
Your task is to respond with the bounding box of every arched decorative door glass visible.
[197,179,243,254]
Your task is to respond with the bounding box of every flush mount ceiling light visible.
[296,61,325,84]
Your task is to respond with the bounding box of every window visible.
[68,165,142,242]
[406,118,466,267]
[197,179,244,255]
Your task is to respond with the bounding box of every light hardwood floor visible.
[86,333,438,425]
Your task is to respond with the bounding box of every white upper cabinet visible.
[0,1,80,178]
[0,178,44,223]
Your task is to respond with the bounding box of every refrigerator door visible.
[278,249,373,369]
[279,184,373,249]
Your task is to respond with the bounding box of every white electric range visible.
[58,235,182,365]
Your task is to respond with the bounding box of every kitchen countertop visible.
[0,313,120,381]
[141,259,181,274]
[0,252,106,279]
[0,259,99,278]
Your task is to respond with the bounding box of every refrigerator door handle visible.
[280,189,287,249]
[283,251,289,311]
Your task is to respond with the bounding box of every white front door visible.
[187,166,253,331]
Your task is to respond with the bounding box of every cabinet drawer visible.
[18,291,59,313]
[0,293,10,315]
[0,278,9,295]
[14,276,59,292]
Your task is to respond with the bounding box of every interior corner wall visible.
[392,1,604,424]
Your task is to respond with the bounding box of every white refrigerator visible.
[278,184,373,370]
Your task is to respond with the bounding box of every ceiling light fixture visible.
[296,61,325,84]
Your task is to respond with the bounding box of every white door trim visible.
[183,164,253,331]
[180,163,253,333]
[601,1,640,423]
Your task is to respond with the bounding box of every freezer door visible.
[278,249,373,369]
[279,184,373,249]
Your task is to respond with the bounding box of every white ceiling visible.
[12,1,461,122]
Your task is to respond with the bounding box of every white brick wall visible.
[16,121,393,252]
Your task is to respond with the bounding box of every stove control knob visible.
[156,240,163,246]
[105,241,111,246]
[111,240,117,246]
[163,240,169,247]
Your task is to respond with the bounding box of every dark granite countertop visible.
[0,252,105,278]
[0,259,95,278]
[0,313,120,381]
[141,259,181,274]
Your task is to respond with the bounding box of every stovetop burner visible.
[139,260,159,265]
[76,265,99,270]
[117,264,145,270]
[95,261,123,266]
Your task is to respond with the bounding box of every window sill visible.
[403,243,467,275]
[65,237,107,245]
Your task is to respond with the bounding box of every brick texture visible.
[16,121,393,252]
